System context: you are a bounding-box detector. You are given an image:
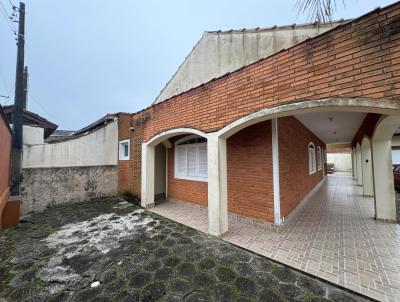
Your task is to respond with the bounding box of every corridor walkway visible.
[149,174,400,301]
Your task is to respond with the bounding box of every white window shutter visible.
[187,147,197,176]
[198,145,207,177]
[176,147,187,175]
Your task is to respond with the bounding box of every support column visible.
[271,118,282,225]
[207,133,228,237]
[372,140,396,221]
[351,150,355,178]
[361,140,374,196]
[356,145,363,185]
[352,149,357,180]
[141,143,155,208]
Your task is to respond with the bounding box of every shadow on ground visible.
[0,198,372,302]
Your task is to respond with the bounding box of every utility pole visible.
[22,66,28,109]
[11,2,25,196]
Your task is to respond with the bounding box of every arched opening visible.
[372,115,400,221]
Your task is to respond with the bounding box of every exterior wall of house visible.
[0,111,12,228]
[155,22,345,104]
[167,136,208,206]
[138,3,400,144]
[21,120,118,215]
[278,117,325,219]
[117,112,149,197]
[121,3,400,218]
[227,121,274,221]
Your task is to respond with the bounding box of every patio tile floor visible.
[150,174,400,302]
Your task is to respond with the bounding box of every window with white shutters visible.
[308,142,316,174]
[175,135,207,181]
[317,146,322,170]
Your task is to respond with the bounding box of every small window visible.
[119,139,130,160]
[317,146,322,171]
[308,142,317,174]
[175,135,207,181]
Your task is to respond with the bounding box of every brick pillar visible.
[207,133,228,237]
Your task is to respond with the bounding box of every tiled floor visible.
[149,174,400,302]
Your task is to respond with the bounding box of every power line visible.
[28,93,58,121]
[0,0,17,36]
[0,62,9,92]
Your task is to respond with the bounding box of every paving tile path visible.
[0,198,372,302]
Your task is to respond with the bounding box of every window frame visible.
[174,135,208,182]
[317,146,322,171]
[119,139,130,161]
[308,142,317,175]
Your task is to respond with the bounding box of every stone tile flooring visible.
[150,174,400,302]
[0,198,369,302]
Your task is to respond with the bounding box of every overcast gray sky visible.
[0,0,397,130]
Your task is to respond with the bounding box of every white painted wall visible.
[22,121,118,168]
[327,153,352,172]
[361,138,374,196]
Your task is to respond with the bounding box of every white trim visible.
[119,139,130,160]
[165,148,169,198]
[174,137,208,182]
[216,98,400,140]
[317,146,322,171]
[271,118,281,225]
[308,142,317,175]
[147,128,208,146]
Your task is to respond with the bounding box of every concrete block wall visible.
[21,166,117,214]
[21,121,118,215]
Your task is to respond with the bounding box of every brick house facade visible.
[118,2,400,235]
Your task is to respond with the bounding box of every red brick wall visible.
[278,117,325,218]
[227,121,274,222]
[0,109,12,228]
[139,3,400,143]
[120,2,400,205]
[167,137,208,206]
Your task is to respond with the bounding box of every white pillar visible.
[361,139,374,196]
[351,150,355,178]
[141,143,155,208]
[207,133,228,237]
[356,144,363,185]
[271,118,282,225]
[372,140,396,221]
[352,149,357,180]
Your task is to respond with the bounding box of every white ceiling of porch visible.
[295,111,367,144]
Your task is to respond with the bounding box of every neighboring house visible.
[3,106,119,214]
[0,105,13,229]
[20,114,119,214]
[154,20,347,104]
[117,2,400,237]
[45,130,74,143]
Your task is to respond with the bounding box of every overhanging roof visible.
[2,105,58,138]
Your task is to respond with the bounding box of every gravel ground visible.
[0,198,372,302]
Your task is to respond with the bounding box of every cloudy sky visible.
[0,0,396,130]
